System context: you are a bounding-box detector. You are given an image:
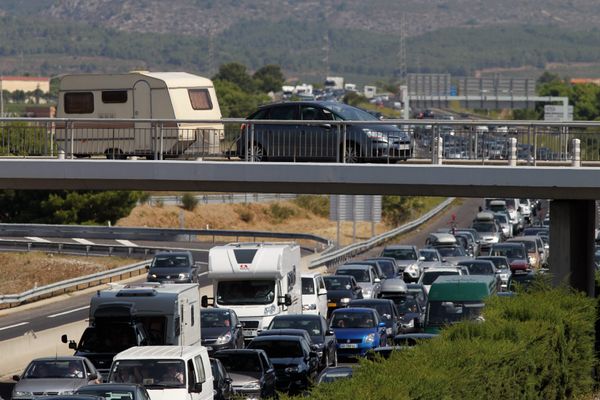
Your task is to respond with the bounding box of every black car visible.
[201,308,245,353]
[364,257,399,279]
[213,349,277,400]
[146,251,198,283]
[457,259,501,290]
[237,101,412,163]
[247,335,319,394]
[395,295,425,333]
[349,299,401,341]
[75,383,151,400]
[323,275,363,318]
[406,283,428,310]
[210,358,233,400]
[266,314,337,370]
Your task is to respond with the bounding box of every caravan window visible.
[64,92,94,114]
[188,89,212,110]
[102,90,128,103]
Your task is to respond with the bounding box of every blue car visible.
[329,307,387,358]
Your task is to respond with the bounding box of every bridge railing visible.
[2,117,600,163]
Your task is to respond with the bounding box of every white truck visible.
[62,282,201,376]
[202,242,302,341]
[55,71,223,159]
[108,345,213,400]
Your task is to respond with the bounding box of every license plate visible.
[339,343,358,349]
[328,303,337,307]
[398,144,410,150]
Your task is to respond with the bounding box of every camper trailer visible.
[55,71,223,159]
[202,242,302,341]
[62,282,201,375]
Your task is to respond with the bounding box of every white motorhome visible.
[62,282,201,375]
[55,71,223,159]
[202,242,302,341]
[108,345,213,400]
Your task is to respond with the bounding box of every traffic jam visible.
[8,198,549,400]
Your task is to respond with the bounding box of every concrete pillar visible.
[432,136,443,165]
[571,138,581,167]
[549,199,596,296]
[508,137,517,166]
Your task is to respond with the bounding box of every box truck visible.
[108,345,213,400]
[55,71,223,159]
[202,242,302,341]
[62,282,201,375]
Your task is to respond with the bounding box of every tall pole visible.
[0,75,3,117]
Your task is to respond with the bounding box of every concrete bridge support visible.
[549,199,596,296]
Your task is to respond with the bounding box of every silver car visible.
[335,264,382,299]
[12,356,101,400]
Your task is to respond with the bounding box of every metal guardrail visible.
[2,117,600,163]
[148,193,298,206]
[309,197,455,269]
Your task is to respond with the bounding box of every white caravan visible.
[55,71,223,158]
[108,346,213,400]
[301,272,328,317]
[202,242,302,341]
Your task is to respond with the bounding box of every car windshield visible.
[396,298,419,314]
[318,370,352,383]
[436,246,466,257]
[331,311,376,328]
[472,222,497,233]
[270,318,322,336]
[151,255,189,268]
[109,359,185,388]
[419,251,439,262]
[510,240,535,252]
[352,303,393,320]
[479,258,509,270]
[460,262,494,275]
[201,310,231,328]
[301,277,315,295]
[427,301,485,326]
[216,353,261,373]
[217,280,275,305]
[249,340,305,358]
[374,261,396,278]
[490,246,526,259]
[422,271,459,285]
[495,215,508,223]
[382,248,417,260]
[336,269,369,283]
[78,324,137,353]
[323,277,353,291]
[323,103,379,121]
[77,388,135,399]
[25,360,86,379]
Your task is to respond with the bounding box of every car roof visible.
[332,307,378,314]
[214,349,265,356]
[250,334,305,342]
[349,298,394,305]
[272,314,320,321]
[337,264,372,270]
[30,356,90,362]
[384,244,416,250]
[380,279,408,292]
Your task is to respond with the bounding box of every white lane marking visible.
[47,306,90,318]
[73,238,95,245]
[0,322,29,331]
[25,236,50,243]
[116,239,137,247]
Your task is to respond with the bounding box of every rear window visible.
[188,89,213,110]
[64,92,94,114]
[302,277,315,295]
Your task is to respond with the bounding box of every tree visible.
[253,64,285,93]
[382,196,425,226]
[212,62,256,93]
[213,79,269,118]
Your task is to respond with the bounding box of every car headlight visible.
[403,319,414,328]
[178,273,190,280]
[14,391,33,397]
[60,391,75,395]
[362,288,372,298]
[340,297,351,304]
[242,381,261,390]
[528,256,536,264]
[149,273,157,278]
[264,304,277,315]
[216,331,232,344]
[302,303,317,311]
[365,333,376,344]
[363,128,389,142]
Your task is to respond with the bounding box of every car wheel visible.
[343,142,360,163]
[245,143,264,162]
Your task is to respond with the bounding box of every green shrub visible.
[236,208,254,223]
[180,193,198,211]
[268,203,296,223]
[293,195,329,217]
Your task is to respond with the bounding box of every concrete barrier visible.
[0,320,87,378]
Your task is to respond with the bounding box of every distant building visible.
[570,78,600,85]
[0,76,50,93]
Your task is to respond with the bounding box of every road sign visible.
[329,195,382,222]
[544,105,573,121]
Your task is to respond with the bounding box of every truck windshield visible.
[78,324,138,353]
[109,359,186,388]
[427,301,485,327]
[217,280,275,305]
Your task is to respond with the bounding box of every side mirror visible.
[69,341,77,350]
[374,278,381,283]
[145,265,150,270]
[318,289,327,296]
[201,295,208,308]
[326,329,335,336]
[378,322,386,328]
[88,373,98,381]
[235,323,243,329]
[418,256,426,261]
[191,382,203,393]
[12,375,20,382]
[320,123,332,129]
[279,293,292,307]
[61,334,68,344]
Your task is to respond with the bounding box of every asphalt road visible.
[0,198,481,399]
